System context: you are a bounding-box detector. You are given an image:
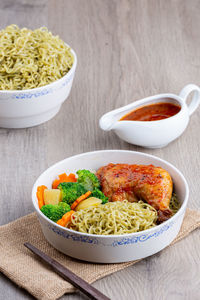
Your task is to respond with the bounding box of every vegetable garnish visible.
[38,170,108,224]
[52,173,77,189]
[77,169,100,191]
[71,191,92,210]
[37,185,47,209]
[57,210,75,227]
[41,202,71,222]
[58,182,87,206]
[91,188,108,204]
[44,189,61,205]
[75,197,102,211]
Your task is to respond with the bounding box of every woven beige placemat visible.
[0,208,200,300]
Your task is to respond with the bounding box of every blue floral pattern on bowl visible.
[11,72,74,100]
[111,221,174,247]
[42,218,174,247]
[48,224,99,245]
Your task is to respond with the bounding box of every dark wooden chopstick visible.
[24,242,110,300]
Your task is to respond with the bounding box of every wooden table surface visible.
[0,0,200,299]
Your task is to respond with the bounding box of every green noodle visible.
[170,193,180,215]
[0,25,74,90]
[69,200,158,235]
[69,193,180,235]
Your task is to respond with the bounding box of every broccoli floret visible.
[77,169,100,191]
[58,202,71,210]
[91,188,108,204]
[58,182,87,205]
[40,202,71,222]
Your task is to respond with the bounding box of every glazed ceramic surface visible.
[0,47,77,128]
[32,150,189,263]
[99,84,200,148]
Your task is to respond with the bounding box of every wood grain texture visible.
[0,0,200,299]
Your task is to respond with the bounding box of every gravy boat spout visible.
[99,112,117,131]
[99,84,200,148]
[99,100,146,131]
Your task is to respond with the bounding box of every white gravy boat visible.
[99,84,200,148]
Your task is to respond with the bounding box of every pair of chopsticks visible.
[24,243,110,300]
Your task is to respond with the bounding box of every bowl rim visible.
[32,150,189,238]
[0,45,77,94]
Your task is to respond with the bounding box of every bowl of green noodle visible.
[32,150,189,263]
[0,25,77,128]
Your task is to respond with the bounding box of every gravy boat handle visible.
[179,84,200,116]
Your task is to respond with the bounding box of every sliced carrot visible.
[52,173,77,189]
[56,210,75,227]
[67,174,77,182]
[37,185,47,209]
[62,210,74,222]
[59,173,68,180]
[57,219,65,226]
[71,191,92,210]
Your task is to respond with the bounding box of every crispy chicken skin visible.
[96,163,173,222]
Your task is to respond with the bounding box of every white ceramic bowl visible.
[0,47,77,128]
[32,150,189,263]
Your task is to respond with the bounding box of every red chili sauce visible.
[120,102,181,122]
